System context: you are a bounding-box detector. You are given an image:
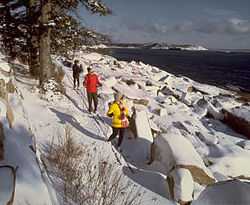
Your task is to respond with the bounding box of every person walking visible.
[84,67,102,114]
[106,91,130,150]
[72,60,82,90]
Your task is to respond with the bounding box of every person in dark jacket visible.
[84,67,102,113]
[72,60,81,90]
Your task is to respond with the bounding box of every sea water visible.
[109,48,250,91]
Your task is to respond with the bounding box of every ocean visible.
[109,48,250,91]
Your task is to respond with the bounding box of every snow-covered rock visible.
[192,180,250,205]
[0,98,14,128]
[156,108,168,116]
[193,98,224,120]
[196,131,218,145]
[0,60,11,73]
[222,106,250,139]
[167,168,194,204]
[151,128,215,186]
[237,140,250,150]
[134,108,154,157]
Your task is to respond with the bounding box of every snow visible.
[0,50,250,204]
[0,73,10,83]
[168,168,194,202]
[0,167,13,204]
[192,180,250,205]
[0,60,11,72]
[0,97,7,117]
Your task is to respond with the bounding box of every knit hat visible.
[114,91,123,101]
[87,67,93,72]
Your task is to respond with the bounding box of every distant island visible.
[89,42,208,51]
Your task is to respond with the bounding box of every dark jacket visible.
[73,64,81,78]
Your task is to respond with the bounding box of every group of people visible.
[72,59,130,149]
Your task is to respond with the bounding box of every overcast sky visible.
[80,0,250,49]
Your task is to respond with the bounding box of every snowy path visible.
[11,62,175,204]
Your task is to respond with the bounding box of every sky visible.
[79,0,250,49]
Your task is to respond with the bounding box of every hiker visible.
[84,67,102,114]
[72,60,82,90]
[106,91,130,149]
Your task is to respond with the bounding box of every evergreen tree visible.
[0,0,112,85]
[0,0,27,58]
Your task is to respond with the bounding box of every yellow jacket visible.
[106,101,130,128]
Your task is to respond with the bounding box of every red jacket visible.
[85,74,100,93]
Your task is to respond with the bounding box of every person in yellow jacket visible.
[106,91,130,149]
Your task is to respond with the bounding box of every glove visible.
[108,113,114,117]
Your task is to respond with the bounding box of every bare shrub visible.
[52,64,66,95]
[43,125,143,205]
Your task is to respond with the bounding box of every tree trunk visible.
[39,0,52,86]
[26,0,40,77]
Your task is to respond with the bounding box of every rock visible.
[6,79,15,93]
[151,128,215,186]
[187,86,194,92]
[134,109,153,142]
[173,80,192,93]
[222,107,250,139]
[196,131,218,145]
[146,80,153,86]
[237,140,250,150]
[125,79,136,86]
[156,108,168,116]
[133,99,149,106]
[192,180,250,205]
[151,67,159,73]
[193,99,224,120]
[62,60,72,68]
[104,76,117,87]
[129,112,137,138]
[0,122,4,160]
[160,86,174,96]
[0,80,8,101]
[167,168,194,204]
[159,75,173,87]
[6,103,14,128]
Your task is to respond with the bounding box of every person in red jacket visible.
[84,67,102,114]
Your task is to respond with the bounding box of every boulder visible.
[0,80,8,101]
[133,99,149,106]
[0,98,14,128]
[62,60,72,68]
[172,80,192,93]
[146,80,153,86]
[134,109,153,142]
[6,79,15,93]
[192,180,250,205]
[132,109,154,158]
[151,128,215,186]
[160,86,175,96]
[6,103,14,128]
[193,99,224,120]
[156,108,168,116]
[167,168,194,204]
[237,140,250,150]
[222,107,250,139]
[196,131,218,145]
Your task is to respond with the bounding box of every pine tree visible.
[0,0,112,85]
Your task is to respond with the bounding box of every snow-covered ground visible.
[0,50,250,204]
